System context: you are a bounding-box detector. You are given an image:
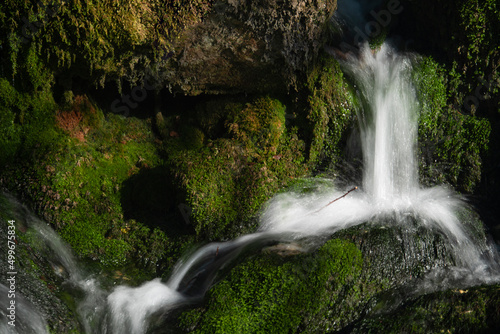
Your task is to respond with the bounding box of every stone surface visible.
[160,0,338,95]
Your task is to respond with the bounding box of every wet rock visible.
[0,193,80,333]
[161,0,338,95]
[353,283,500,333]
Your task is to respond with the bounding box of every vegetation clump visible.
[162,96,307,240]
[0,0,214,89]
[413,56,491,193]
[407,0,500,116]
[2,97,169,270]
[0,48,61,167]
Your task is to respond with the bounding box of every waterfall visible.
[347,45,418,204]
[262,42,499,274]
[2,28,499,334]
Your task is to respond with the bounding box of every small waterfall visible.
[104,42,500,332]
[3,40,499,332]
[347,45,418,204]
[107,279,183,334]
[2,6,499,331]
[106,232,279,334]
[263,42,499,275]
[5,40,499,333]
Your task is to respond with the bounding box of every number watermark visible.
[6,220,17,327]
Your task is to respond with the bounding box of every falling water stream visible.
[2,36,500,334]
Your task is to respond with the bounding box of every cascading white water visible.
[261,42,498,275]
[351,45,418,204]
[106,232,267,334]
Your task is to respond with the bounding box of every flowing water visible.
[2,33,500,334]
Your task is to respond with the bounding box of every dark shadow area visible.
[120,166,194,236]
[474,113,500,244]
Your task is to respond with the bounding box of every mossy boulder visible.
[163,96,307,240]
[160,0,338,95]
[304,55,356,170]
[176,238,364,333]
[0,0,213,87]
[1,0,338,96]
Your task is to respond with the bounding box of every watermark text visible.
[6,220,17,327]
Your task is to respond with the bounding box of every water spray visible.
[315,186,358,213]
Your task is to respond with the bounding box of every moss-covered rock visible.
[176,238,363,333]
[0,48,62,168]
[162,96,307,240]
[413,56,491,193]
[1,97,171,271]
[1,0,338,96]
[0,0,213,88]
[404,0,500,116]
[304,55,356,170]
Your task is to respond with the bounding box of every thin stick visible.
[314,186,358,213]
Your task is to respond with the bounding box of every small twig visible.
[314,186,358,213]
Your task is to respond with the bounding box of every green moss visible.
[0,0,214,89]
[164,96,307,240]
[408,0,500,116]
[305,55,355,170]
[49,113,165,266]
[414,56,491,193]
[227,98,286,156]
[457,0,500,99]
[369,28,388,51]
[2,101,170,269]
[179,125,206,151]
[178,239,363,333]
[0,48,62,167]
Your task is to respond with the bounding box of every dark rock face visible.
[340,217,456,287]
[162,0,338,95]
[326,210,498,332]
[311,217,460,331]
[353,283,500,333]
